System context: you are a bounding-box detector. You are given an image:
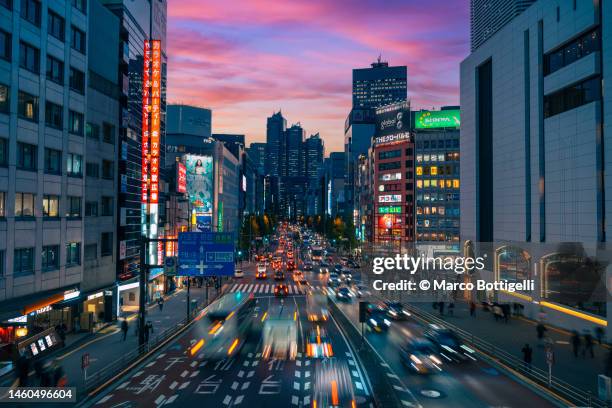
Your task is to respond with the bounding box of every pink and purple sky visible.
[167,0,469,153]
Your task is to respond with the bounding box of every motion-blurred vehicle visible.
[424,325,476,363]
[257,263,266,274]
[256,270,267,279]
[287,260,296,271]
[335,287,352,302]
[318,267,329,275]
[306,326,333,358]
[354,284,371,298]
[274,270,285,281]
[366,311,391,333]
[319,260,330,267]
[342,271,352,283]
[303,262,313,271]
[333,264,343,273]
[262,303,297,360]
[287,251,294,259]
[274,284,289,297]
[385,301,411,320]
[347,260,360,269]
[313,359,355,408]
[311,246,324,263]
[400,338,443,374]
[234,268,244,278]
[306,293,329,322]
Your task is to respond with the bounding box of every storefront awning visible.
[0,286,79,324]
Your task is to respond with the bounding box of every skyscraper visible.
[352,58,407,109]
[265,112,286,177]
[285,123,305,177]
[246,143,266,175]
[470,0,536,51]
[303,134,325,216]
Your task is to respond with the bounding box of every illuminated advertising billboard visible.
[176,162,187,193]
[415,109,460,129]
[374,101,410,145]
[185,154,214,215]
[141,40,162,204]
[378,206,402,214]
[378,194,402,203]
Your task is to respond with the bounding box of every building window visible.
[378,161,401,171]
[85,201,97,216]
[0,191,5,217]
[0,30,10,60]
[43,194,59,218]
[544,29,601,76]
[102,160,114,180]
[41,245,60,271]
[102,122,115,144]
[71,0,86,14]
[378,149,401,160]
[66,242,81,267]
[67,153,83,177]
[85,162,99,178]
[18,91,38,121]
[46,55,64,84]
[15,192,34,217]
[544,76,602,118]
[66,196,81,218]
[101,196,113,216]
[45,101,63,129]
[0,138,7,166]
[86,123,99,140]
[17,142,37,170]
[71,26,86,54]
[20,0,40,26]
[0,84,8,113]
[69,110,84,135]
[84,243,97,261]
[48,10,65,41]
[14,248,34,275]
[19,42,40,73]
[69,68,85,94]
[101,232,112,256]
[44,148,61,175]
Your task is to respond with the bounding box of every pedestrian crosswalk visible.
[228,283,326,295]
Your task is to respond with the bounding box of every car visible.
[303,262,313,271]
[328,273,342,287]
[333,264,343,273]
[319,260,330,267]
[347,260,361,269]
[318,267,329,275]
[257,263,266,274]
[342,271,353,283]
[335,287,352,302]
[234,268,244,278]
[274,284,289,297]
[287,251,294,259]
[256,270,267,279]
[366,312,391,333]
[424,325,476,363]
[274,271,285,281]
[354,284,371,298]
[400,338,443,374]
[306,326,333,358]
[287,260,296,271]
[385,302,411,320]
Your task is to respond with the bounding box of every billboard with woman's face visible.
[184,154,214,214]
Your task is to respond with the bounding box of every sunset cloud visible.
[167,0,469,152]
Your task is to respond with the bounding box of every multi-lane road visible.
[87,247,564,408]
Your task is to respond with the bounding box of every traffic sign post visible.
[178,232,235,277]
[82,353,90,381]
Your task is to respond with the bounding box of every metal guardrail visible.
[399,301,607,408]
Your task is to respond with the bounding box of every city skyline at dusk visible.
[167,0,469,151]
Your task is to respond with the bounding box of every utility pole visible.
[138,237,147,347]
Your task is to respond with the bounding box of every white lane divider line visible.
[230,284,238,292]
[169,381,178,390]
[96,394,113,404]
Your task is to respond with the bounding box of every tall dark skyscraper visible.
[352,58,407,109]
[285,124,305,177]
[470,0,536,51]
[265,112,287,177]
[303,133,324,181]
[246,143,266,175]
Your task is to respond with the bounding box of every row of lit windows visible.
[416,206,460,216]
[417,192,460,202]
[416,153,460,162]
[415,165,459,176]
[417,179,460,189]
[417,219,460,228]
[417,233,460,242]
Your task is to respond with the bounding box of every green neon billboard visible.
[378,206,402,214]
[415,110,460,129]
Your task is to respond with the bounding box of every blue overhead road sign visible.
[178,232,235,277]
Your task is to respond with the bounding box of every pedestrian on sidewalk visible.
[121,319,128,341]
[144,321,153,343]
[501,304,510,323]
[157,297,164,312]
[469,301,476,317]
[595,327,605,345]
[536,322,547,343]
[583,332,594,358]
[571,330,581,358]
[493,304,502,322]
[521,343,533,372]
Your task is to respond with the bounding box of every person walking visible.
[144,321,154,343]
[121,319,128,341]
[571,330,581,358]
[521,343,533,372]
[469,301,476,317]
[157,297,164,312]
[583,332,594,358]
[536,322,547,342]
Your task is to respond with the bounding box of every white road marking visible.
[154,395,165,405]
[179,381,190,390]
[387,373,399,379]
[96,394,113,404]
[169,381,178,390]
[247,284,254,292]
[237,370,244,378]
[394,385,407,391]
[223,395,232,405]
[234,395,244,405]
[247,370,255,378]
[352,370,359,378]
[117,381,129,390]
[291,396,299,405]
[288,285,293,294]
[133,370,144,377]
[164,395,178,405]
[190,361,198,368]
[231,381,239,390]
[230,284,238,292]
[180,370,189,378]
[241,382,249,390]
[295,370,301,378]
[355,382,363,390]
[304,382,310,391]
[293,381,300,390]
[190,370,199,378]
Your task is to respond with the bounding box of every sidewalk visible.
[411,300,607,395]
[3,285,211,390]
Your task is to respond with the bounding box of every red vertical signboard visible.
[141,40,151,204]
[150,40,162,204]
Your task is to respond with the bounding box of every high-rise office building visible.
[352,58,407,109]
[265,111,286,178]
[325,152,346,218]
[246,142,266,175]
[461,0,609,331]
[470,0,536,51]
[303,134,324,216]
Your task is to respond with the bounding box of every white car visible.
[234,268,244,278]
[257,264,266,274]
